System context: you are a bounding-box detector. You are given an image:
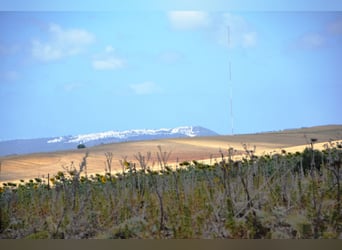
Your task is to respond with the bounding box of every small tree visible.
[77,143,86,149]
[105,152,113,180]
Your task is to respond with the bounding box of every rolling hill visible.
[0,124,341,184]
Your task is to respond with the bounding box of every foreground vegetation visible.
[0,142,341,239]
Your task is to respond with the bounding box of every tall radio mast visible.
[228,26,234,135]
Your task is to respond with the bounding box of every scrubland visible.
[1,141,341,239]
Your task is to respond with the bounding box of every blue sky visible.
[0,5,341,139]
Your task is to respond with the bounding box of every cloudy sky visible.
[0,1,341,140]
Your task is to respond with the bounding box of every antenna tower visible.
[228,26,234,135]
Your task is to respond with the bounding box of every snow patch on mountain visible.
[47,137,64,143]
[57,126,206,144]
[171,126,196,137]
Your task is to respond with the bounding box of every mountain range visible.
[0,126,218,157]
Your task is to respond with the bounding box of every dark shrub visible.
[301,148,324,174]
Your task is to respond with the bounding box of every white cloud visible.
[48,23,94,45]
[242,32,258,48]
[166,12,258,48]
[92,45,125,70]
[32,40,62,61]
[63,82,83,92]
[327,19,342,35]
[0,70,19,82]
[297,33,325,49]
[0,43,20,55]
[218,13,258,48]
[5,70,19,81]
[129,81,162,95]
[291,18,341,51]
[92,57,124,70]
[31,23,95,62]
[168,11,210,30]
[158,50,184,64]
[105,45,115,53]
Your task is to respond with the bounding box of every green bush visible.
[301,148,324,174]
[77,144,86,149]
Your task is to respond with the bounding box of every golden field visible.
[1,125,341,184]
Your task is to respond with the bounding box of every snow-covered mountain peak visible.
[0,126,218,156]
[47,137,65,144]
[171,126,196,137]
[47,126,217,144]
[63,126,206,143]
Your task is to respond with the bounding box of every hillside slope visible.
[0,125,341,184]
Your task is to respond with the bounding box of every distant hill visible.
[0,126,218,156]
